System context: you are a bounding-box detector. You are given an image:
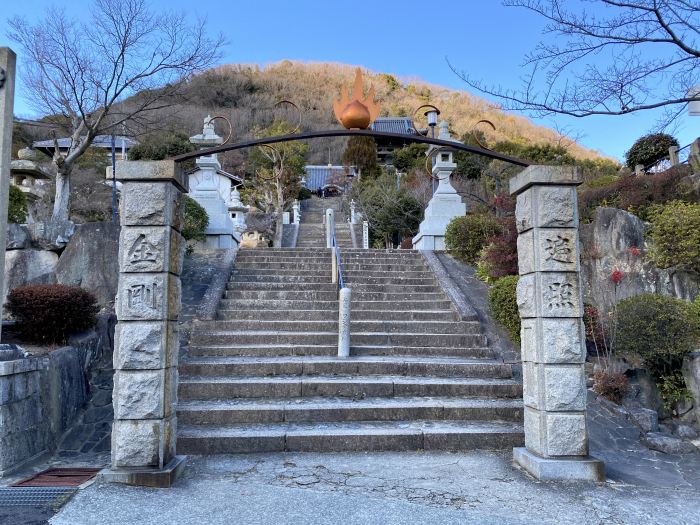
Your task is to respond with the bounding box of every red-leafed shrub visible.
[480,216,518,279]
[6,284,99,343]
[593,371,630,404]
[400,237,414,249]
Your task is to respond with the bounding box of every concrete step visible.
[177,420,525,453]
[219,299,339,310]
[195,320,482,335]
[231,268,331,277]
[189,331,486,348]
[349,300,454,310]
[216,309,337,321]
[187,344,337,357]
[349,292,447,301]
[189,331,339,346]
[228,274,332,284]
[177,397,523,425]
[234,262,330,270]
[179,356,513,378]
[215,309,458,322]
[224,290,339,301]
[227,282,338,291]
[186,344,494,358]
[178,375,523,400]
[345,270,433,279]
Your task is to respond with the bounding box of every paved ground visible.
[47,450,698,525]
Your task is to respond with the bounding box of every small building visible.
[370,117,419,165]
[304,164,356,194]
[33,135,138,160]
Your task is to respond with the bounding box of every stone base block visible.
[102,455,187,488]
[513,447,604,482]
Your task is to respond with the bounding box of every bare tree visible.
[449,1,700,127]
[8,0,223,221]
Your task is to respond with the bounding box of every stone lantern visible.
[227,185,249,242]
[412,121,466,250]
[10,147,52,216]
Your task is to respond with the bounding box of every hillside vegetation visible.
[122,61,611,165]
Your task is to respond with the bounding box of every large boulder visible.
[55,222,119,309]
[25,220,76,251]
[6,224,29,250]
[2,249,59,307]
[580,207,700,313]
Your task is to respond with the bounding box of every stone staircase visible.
[178,246,524,454]
[296,196,354,249]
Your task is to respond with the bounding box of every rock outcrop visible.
[580,207,699,313]
[2,249,59,307]
[55,222,119,308]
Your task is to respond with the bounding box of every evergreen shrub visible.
[648,201,700,273]
[445,213,501,265]
[488,275,520,344]
[8,185,27,224]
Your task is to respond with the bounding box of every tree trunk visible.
[273,176,285,248]
[273,213,284,248]
[52,167,71,222]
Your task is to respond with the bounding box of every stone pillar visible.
[350,200,357,224]
[362,221,369,249]
[292,200,301,224]
[510,165,604,482]
[669,145,680,166]
[0,48,17,341]
[107,160,187,487]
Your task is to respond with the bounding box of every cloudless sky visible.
[2,0,698,161]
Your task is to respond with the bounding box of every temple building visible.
[370,116,419,165]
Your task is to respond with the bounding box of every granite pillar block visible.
[510,165,603,482]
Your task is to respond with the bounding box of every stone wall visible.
[0,314,115,476]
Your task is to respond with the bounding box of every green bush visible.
[615,294,700,378]
[298,187,313,200]
[129,131,195,160]
[647,201,700,273]
[8,185,27,224]
[488,275,520,344]
[445,213,502,265]
[182,196,209,244]
[625,133,678,169]
[6,284,99,343]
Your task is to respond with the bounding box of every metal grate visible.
[12,467,102,487]
[0,487,75,507]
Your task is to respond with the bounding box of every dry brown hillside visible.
[124,60,611,164]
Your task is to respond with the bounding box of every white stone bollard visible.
[338,287,352,358]
[510,165,604,482]
[325,209,334,248]
[362,221,369,249]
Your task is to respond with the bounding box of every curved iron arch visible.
[172,128,530,167]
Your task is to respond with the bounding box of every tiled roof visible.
[304,165,356,190]
[33,135,138,155]
[370,117,417,135]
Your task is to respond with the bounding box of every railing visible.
[641,139,698,173]
[326,208,351,358]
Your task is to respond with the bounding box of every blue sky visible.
[2,0,698,161]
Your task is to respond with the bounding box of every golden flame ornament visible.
[333,68,381,130]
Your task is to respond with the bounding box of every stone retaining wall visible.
[0,314,115,476]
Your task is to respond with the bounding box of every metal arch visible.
[411,104,441,136]
[207,115,233,145]
[172,129,530,167]
[273,100,302,134]
[471,119,496,150]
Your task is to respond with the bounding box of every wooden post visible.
[0,48,17,342]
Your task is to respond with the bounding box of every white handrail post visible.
[331,248,338,284]
[325,208,334,248]
[338,287,351,358]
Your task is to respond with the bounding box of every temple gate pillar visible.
[510,165,604,482]
[107,160,187,487]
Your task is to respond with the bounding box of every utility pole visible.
[0,48,17,341]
